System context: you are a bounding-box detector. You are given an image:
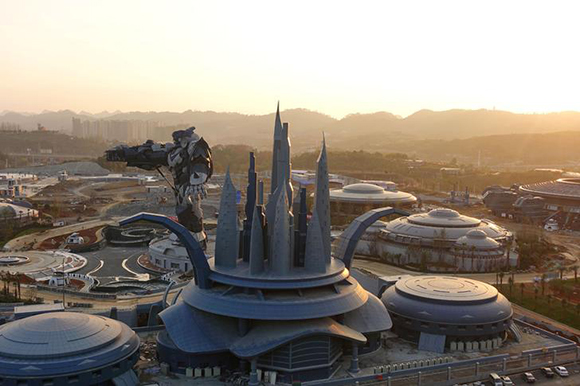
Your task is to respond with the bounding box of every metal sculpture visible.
[106,127,213,247]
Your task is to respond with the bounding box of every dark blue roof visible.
[0,312,139,378]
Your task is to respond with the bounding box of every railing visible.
[309,320,579,386]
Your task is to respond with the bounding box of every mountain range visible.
[2,108,580,152]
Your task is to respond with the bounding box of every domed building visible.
[0,312,140,385]
[329,182,417,224]
[381,275,515,353]
[363,208,513,272]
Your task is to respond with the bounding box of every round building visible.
[0,312,140,386]
[381,276,513,352]
[519,178,580,229]
[366,208,513,272]
[329,183,417,224]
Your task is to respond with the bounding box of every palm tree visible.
[499,271,505,289]
[508,276,514,297]
[541,274,547,295]
[559,267,565,280]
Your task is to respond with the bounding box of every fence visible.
[310,320,579,386]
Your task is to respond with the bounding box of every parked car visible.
[501,375,514,385]
[521,372,536,383]
[489,373,503,386]
[541,367,555,378]
[554,366,569,377]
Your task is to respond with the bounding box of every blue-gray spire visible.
[304,210,327,273]
[249,206,265,275]
[242,152,257,262]
[270,102,283,194]
[278,122,293,208]
[315,134,332,263]
[215,169,239,268]
[294,187,308,267]
[270,186,291,275]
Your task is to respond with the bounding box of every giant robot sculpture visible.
[106,127,213,248]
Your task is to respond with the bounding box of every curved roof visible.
[455,229,501,250]
[0,203,38,220]
[181,275,369,320]
[343,293,392,333]
[382,208,510,241]
[160,299,378,359]
[381,276,512,325]
[407,208,480,227]
[329,183,417,204]
[231,318,366,358]
[0,312,139,378]
[519,178,580,200]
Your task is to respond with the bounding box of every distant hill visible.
[2,108,580,152]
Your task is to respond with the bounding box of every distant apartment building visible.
[71,117,163,143]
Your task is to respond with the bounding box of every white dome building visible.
[329,183,417,224]
[360,208,513,272]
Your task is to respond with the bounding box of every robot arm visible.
[105,141,171,170]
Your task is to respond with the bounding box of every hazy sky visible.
[2,1,580,118]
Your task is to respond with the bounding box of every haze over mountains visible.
[2,108,580,154]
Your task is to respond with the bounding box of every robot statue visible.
[106,127,213,248]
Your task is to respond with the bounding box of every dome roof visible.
[329,183,417,204]
[383,208,510,243]
[381,276,512,325]
[0,312,139,377]
[455,229,501,250]
[344,183,385,194]
[407,208,481,227]
[0,203,37,219]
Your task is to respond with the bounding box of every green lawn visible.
[498,284,580,330]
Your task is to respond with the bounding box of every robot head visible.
[172,127,196,144]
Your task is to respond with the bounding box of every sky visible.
[1,0,580,118]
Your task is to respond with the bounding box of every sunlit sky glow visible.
[2,0,580,118]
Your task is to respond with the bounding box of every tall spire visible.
[304,210,327,273]
[215,169,239,268]
[314,134,332,263]
[249,206,265,275]
[270,186,292,275]
[278,122,293,208]
[270,102,283,194]
[242,152,257,262]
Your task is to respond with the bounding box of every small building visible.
[66,232,85,245]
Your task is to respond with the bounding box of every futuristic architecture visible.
[358,208,513,272]
[483,178,580,229]
[329,182,416,224]
[125,106,393,385]
[0,312,140,386]
[380,276,514,353]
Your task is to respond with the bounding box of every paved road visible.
[352,257,541,284]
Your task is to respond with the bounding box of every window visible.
[171,262,180,269]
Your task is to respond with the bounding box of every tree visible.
[573,266,578,283]
[499,271,505,288]
[541,274,547,295]
[520,282,525,299]
[559,267,565,280]
[508,276,514,297]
